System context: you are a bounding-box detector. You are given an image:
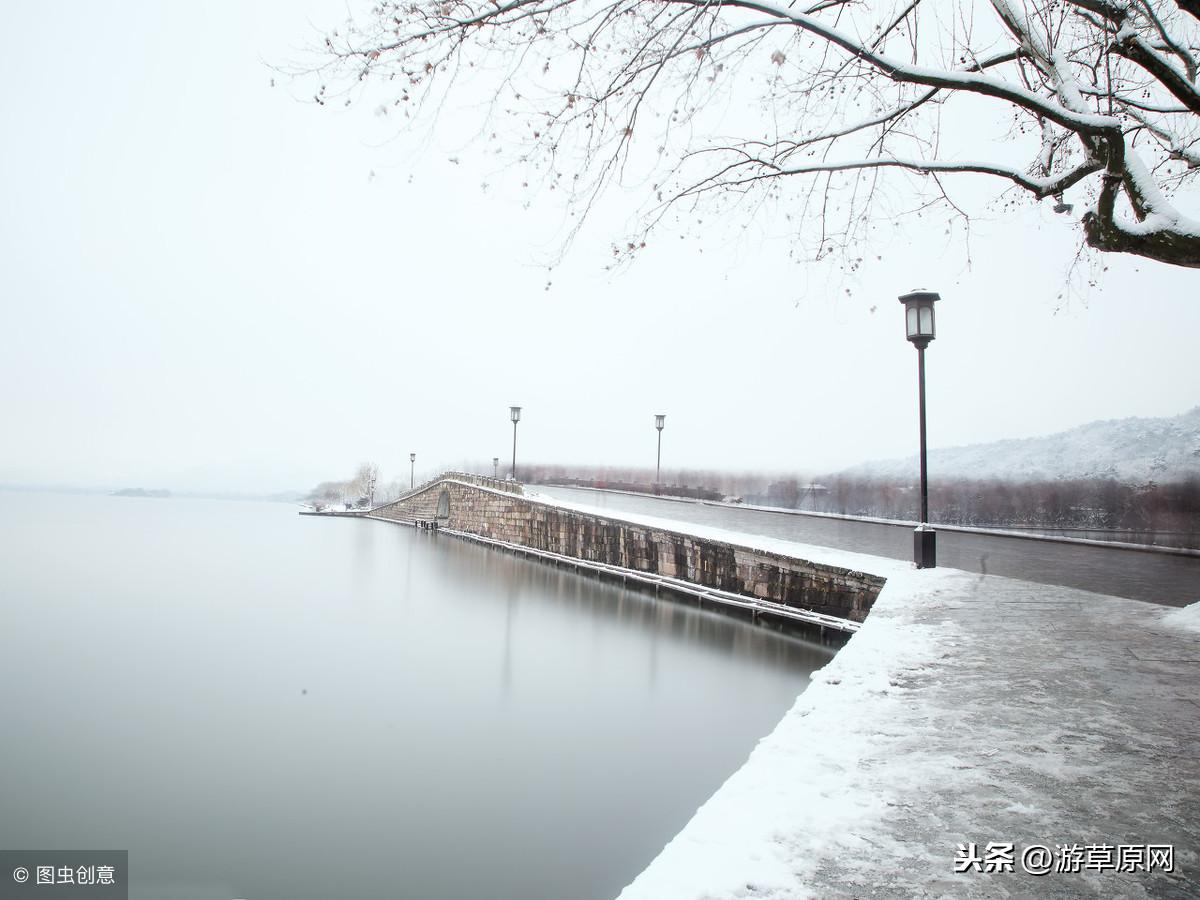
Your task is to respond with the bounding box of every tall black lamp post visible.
[654,414,666,488]
[899,289,939,568]
[409,452,416,489]
[509,406,522,481]
[493,457,500,480]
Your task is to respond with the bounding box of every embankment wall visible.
[371,477,884,623]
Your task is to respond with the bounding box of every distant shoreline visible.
[0,484,304,503]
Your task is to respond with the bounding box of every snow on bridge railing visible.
[371,471,523,511]
[439,471,524,495]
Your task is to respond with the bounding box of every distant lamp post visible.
[899,289,939,568]
[409,452,416,489]
[493,456,500,480]
[509,406,522,481]
[654,414,666,489]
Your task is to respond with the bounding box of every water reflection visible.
[0,493,834,900]
[429,533,838,665]
[502,576,518,696]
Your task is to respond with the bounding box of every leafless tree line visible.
[308,458,1199,543]
[307,462,385,508]
[521,462,1199,540]
[817,473,1200,539]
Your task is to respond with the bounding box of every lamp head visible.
[898,289,939,349]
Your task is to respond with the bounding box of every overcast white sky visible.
[1,1,1197,494]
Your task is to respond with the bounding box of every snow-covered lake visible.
[0,490,834,900]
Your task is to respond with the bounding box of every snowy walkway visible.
[613,556,1199,898]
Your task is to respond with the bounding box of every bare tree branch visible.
[298,0,1200,270]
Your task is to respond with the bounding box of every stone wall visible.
[371,477,884,623]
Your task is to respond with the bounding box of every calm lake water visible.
[0,491,834,900]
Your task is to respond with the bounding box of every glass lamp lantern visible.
[655,414,665,431]
[510,406,522,424]
[899,290,939,349]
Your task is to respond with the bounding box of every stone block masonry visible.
[371,476,884,624]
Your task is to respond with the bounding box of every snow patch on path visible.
[1162,601,1200,634]
[524,488,908,578]
[618,567,972,900]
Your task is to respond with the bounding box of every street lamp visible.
[654,414,666,489]
[493,456,500,480]
[898,289,939,568]
[409,452,416,489]
[509,406,522,481]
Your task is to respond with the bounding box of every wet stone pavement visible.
[807,575,1200,898]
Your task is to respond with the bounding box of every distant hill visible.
[843,407,1200,484]
[111,488,171,498]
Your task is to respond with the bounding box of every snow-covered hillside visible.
[844,407,1200,483]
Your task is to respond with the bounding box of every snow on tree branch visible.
[302,0,1200,269]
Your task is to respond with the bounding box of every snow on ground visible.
[615,566,974,899]
[539,485,1200,555]
[616,561,1200,898]
[523,487,911,577]
[1162,601,1200,634]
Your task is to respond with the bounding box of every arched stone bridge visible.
[363,472,884,632]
